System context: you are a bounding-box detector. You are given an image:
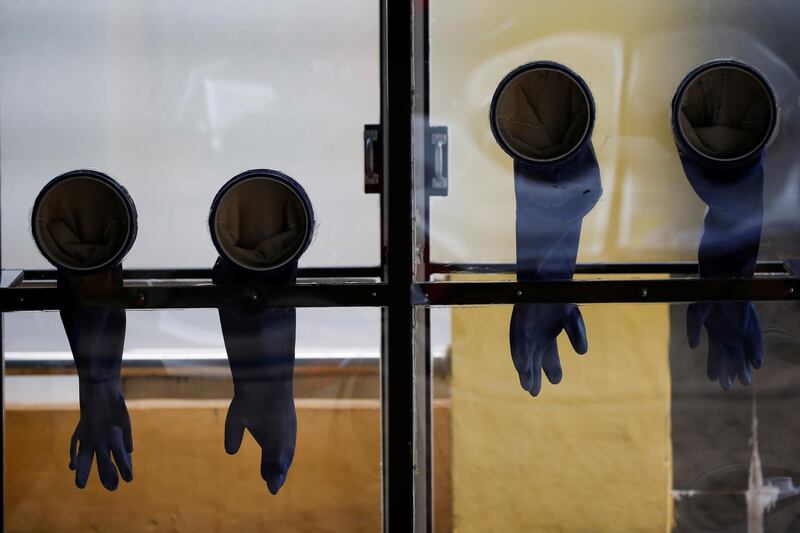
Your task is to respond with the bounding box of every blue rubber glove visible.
[687,300,763,389]
[672,60,776,390]
[681,154,766,390]
[511,144,602,396]
[510,303,588,395]
[212,258,297,495]
[59,267,133,490]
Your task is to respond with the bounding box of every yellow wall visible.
[5,399,452,533]
[451,291,672,532]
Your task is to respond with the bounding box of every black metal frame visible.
[2,2,800,532]
[4,265,797,313]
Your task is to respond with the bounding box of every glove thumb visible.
[224,403,246,455]
[686,302,710,349]
[563,306,588,355]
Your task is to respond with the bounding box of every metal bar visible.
[0,98,5,528]
[414,0,433,529]
[4,274,800,311]
[4,355,450,373]
[415,306,432,532]
[12,260,791,285]
[418,277,800,306]
[428,261,789,276]
[5,357,383,372]
[22,266,383,281]
[381,0,415,530]
[0,282,388,312]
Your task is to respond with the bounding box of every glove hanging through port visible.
[673,60,777,389]
[209,169,313,494]
[490,62,602,396]
[32,170,137,490]
[510,144,602,396]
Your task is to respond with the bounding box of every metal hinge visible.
[363,124,382,194]
[363,124,448,197]
[427,125,448,197]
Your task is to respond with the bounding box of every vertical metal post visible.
[381,0,415,532]
[1,99,5,529]
[412,0,433,531]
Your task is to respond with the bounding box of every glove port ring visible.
[32,170,138,274]
[209,169,315,272]
[490,61,596,166]
[671,59,778,166]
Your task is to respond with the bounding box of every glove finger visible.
[724,367,734,391]
[69,427,79,470]
[731,344,751,386]
[563,306,588,355]
[75,443,94,489]
[687,303,709,349]
[118,395,134,454]
[261,448,289,495]
[509,306,534,390]
[96,446,120,491]
[746,333,765,371]
[715,343,732,391]
[224,402,246,455]
[528,343,546,397]
[744,307,765,370]
[261,411,296,495]
[541,341,563,385]
[111,427,133,483]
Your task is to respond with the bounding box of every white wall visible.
[0,0,380,268]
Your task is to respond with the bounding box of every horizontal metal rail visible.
[2,262,799,311]
[429,261,790,275]
[0,282,389,311]
[21,266,383,282]
[418,276,800,306]
[5,356,378,371]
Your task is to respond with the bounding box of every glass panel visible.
[432,299,800,531]
[1,1,382,531]
[424,4,800,526]
[0,0,380,270]
[5,307,384,532]
[427,0,800,266]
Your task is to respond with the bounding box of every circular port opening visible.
[674,61,776,162]
[210,170,313,271]
[33,171,136,272]
[491,62,594,164]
